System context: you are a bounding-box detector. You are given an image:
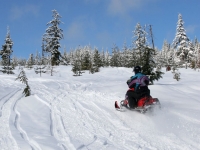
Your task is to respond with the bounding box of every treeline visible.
[1,11,200,85]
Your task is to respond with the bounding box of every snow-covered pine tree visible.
[71,48,82,76]
[172,67,181,81]
[121,42,132,68]
[132,23,147,66]
[172,14,190,64]
[100,49,106,67]
[42,10,64,66]
[34,53,46,77]
[104,50,110,67]
[72,58,81,76]
[161,40,171,66]
[187,41,195,63]
[0,27,14,74]
[88,50,95,74]
[117,49,123,67]
[196,42,200,70]
[93,48,102,72]
[25,54,34,69]
[110,44,120,67]
[62,46,70,65]
[142,47,164,84]
[12,56,18,68]
[15,68,31,97]
[35,51,39,65]
[82,46,91,70]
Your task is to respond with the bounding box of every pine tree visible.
[0,27,14,74]
[25,54,34,69]
[100,49,106,67]
[82,48,91,70]
[62,46,70,65]
[72,58,82,76]
[42,10,64,66]
[161,40,171,65]
[110,44,120,67]
[34,53,46,77]
[132,23,147,66]
[172,14,190,62]
[187,41,195,63]
[93,48,102,72]
[71,48,82,76]
[142,47,164,84]
[104,50,110,67]
[121,42,132,68]
[15,68,31,97]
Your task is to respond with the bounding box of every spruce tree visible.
[82,49,91,70]
[121,42,132,68]
[142,47,164,84]
[93,48,102,72]
[42,10,63,66]
[110,44,120,67]
[104,50,110,67]
[71,48,82,76]
[34,53,46,77]
[72,58,82,76]
[132,23,147,66]
[15,68,31,97]
[25,54,34,69]
[0,27,14,74]
[100,49,106,67]
[172,14,189,62]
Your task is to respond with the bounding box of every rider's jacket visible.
[128,73,149,91]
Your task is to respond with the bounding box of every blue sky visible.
[0,0,200,58]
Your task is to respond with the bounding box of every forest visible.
[0,11,199,83]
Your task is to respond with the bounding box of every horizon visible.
[0,0,200,58]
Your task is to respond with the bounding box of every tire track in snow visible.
[32,80,152,149]
[46,81,118,149]
[53,81,132,149]
[0,89,20,117]
[32,83,76,150]
[0,89,21,150]
[12,91,42,150]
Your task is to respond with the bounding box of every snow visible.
[0,66,200,150]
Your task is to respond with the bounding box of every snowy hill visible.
[0,66,200,150]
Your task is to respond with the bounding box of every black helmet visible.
[133,66,141,73]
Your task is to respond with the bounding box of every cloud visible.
[65,15,96,40]
[10,4,40,21]
[107,0,156,16]
[65,22,85,40]
[185,25,198,34]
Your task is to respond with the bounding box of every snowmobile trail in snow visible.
[1,66,200,150]
[12,90,42,150]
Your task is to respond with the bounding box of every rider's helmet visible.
[133,66,141,74]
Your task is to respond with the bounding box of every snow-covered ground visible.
[0,66,200,150]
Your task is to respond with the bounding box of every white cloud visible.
[66,22,85,40]
[65,15,97,41]
[107,0,155,16]
[10,4,40,21]
[185,25,198,34]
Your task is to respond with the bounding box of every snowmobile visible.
[115,91,161,113]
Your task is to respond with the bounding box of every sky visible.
[0,0,200,58]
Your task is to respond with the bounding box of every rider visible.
[125,66,150,109]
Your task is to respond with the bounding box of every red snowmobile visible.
[115,89,161,113]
